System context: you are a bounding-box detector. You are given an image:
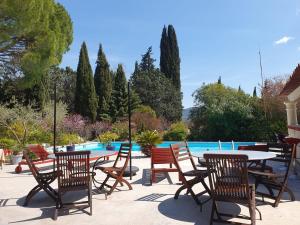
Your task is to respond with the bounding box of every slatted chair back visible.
[204,154,250,202]
[266,143,295,177]
[238,144,268,151]
[170,142,196,173]
[55,151,91,190]
[151,147,174,165]
[112,143,131,172]
[23,150,40,180]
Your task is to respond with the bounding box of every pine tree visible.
[218,76,222,84]
[140,47,156,72]
[253,86,257,97]
[74,42,98,122]
[238,85,242,92]
[110,64,128,121]
[94,44,112,121]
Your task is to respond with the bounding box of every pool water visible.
[72,141,256,152]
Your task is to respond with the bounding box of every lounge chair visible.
[15,144,54,173]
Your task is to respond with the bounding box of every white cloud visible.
[274,36,294,45]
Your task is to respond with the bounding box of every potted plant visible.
[98,131,119,150]
[10,144,24,165]
[135,130,162,157]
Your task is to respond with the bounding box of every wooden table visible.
[193,150,276,161]
[48,150,118,160]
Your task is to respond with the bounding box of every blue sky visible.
[58,0,300,108]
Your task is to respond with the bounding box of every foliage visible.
[110,64,128,121]
[163,122,189,141]
[112,121,130,140]
[0,137,17,149]
[41,101,68,131]
[131,47,182,122]
[189,83,256,141]
[135,130,162,156]
[57,133,83,146]
[98,131,118,146]
[28,128,53,144]
[160,25,181,90]
[74,42,98,122]
[132,111,162,133]
[83,121,111,140]
[133,105,156,117]
[0,0,73,84]
[94,44,112,120]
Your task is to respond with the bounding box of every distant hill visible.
[182,107,194,121]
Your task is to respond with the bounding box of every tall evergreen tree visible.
[160,26,169,77]
[94,44,112,120]
[238,85,242,92]
[253,86,257,97]
[110,64,128,121]
[131,48,182,122]
[160,25,181,90]
[218,76,222,84]
[74,42,98,122]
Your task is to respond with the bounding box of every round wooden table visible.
[193,150,276,161]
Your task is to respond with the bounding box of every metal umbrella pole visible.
[128,82,132,180]
[53,78,57,153]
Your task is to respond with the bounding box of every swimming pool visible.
[68,141,256,152]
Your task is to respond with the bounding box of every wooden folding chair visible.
[170,142,211,210]
[23,150,58,206]
[249,143,296,207]
[150,147,179,185]
[204,153,261,225]
[94,143,132,195]
[54,151,92,220]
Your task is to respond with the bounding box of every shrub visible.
[163,122,189,141]
[57,133,84,146]
[98,131,119,146]
[135,130,162,156]
[0,137,17,149]
[112,121,130,140]
[28,128,53,144]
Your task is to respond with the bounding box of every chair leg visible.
[88,181,92,216]
[108,180,119,195]
[209,200,216,225]
[174,184,187,199]
[99,175,110,190]
[249,201,256,225]
[23,185,41,206]
[119,177,133,190]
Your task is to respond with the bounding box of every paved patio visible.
[1,152,300,225]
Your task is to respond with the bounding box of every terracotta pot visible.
[141,145,152,157]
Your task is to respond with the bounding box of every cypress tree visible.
[160,26,169,77]
[74,42,98,122]
[253,86,257,97]
[94,44,112,120]
[167,25,181,90]
[218,76,222,84]
[110,64,128,121]
[238,85,242,92]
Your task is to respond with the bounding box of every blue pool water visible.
[72,141,256,152]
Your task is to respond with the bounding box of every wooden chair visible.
[238,145,273,172]
[170,142,210,210]
[54,151,92,220]
[249,143,296,207]
[204,153,260,225]
[94,143,132,195]
[23,150,58,206]
[150,147,179,185]
[15,144,54,173]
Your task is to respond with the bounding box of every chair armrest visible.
[248,170,284,178]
